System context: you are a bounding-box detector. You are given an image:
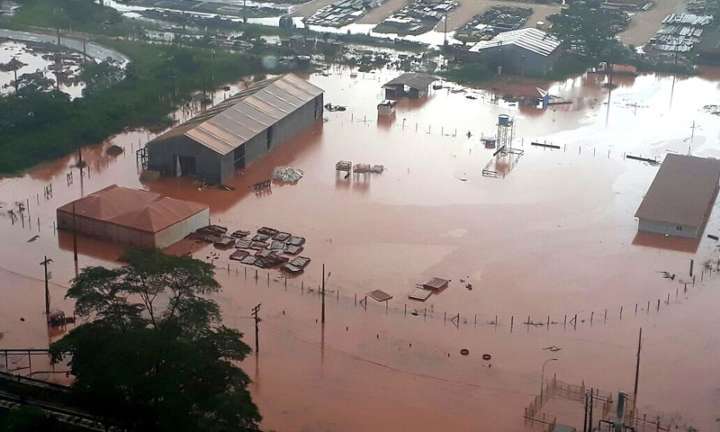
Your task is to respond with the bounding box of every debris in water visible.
[324,103,347,112]
[368,289,393,302]
[460,348,470,356]
[106,145,124,156]
[27,235,39,242]
[543,345,562,352]
[272,167,304,183]
[482,354,492,361]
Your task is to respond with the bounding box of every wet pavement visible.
[1,67,720,431]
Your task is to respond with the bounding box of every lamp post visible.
[540,358,558,405]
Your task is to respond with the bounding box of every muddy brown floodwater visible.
[1,66,720,431]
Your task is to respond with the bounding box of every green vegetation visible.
[9,0,140,36]
[548,0,632,65]
[50,249,260,432]
[0,40,265,173]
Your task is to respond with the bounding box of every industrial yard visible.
[1,65,720,430]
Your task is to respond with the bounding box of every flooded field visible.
[1,67,720,431]
[0,40,85,98]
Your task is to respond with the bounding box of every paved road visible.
[0,28,129,67]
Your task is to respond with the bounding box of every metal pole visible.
[251,303,261,355]
[40,257,52,317]
[633,328,642,419]
[540,358,558,405]
[321,264,326,324]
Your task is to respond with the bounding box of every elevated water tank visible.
[498,114,512,127]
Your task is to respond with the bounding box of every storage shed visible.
[467,28,561,76]
[146,74,324,184]
[635,154,720,238]
[57,185,209,248]
[382,73,436,99]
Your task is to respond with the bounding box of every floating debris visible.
[422,277,450,291]
[106,145,124,156]
[272,167,304,184]
[408,287,432,301]
[368,289,393,302]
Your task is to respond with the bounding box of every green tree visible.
[548,0,630,61]
[50,249,261,432]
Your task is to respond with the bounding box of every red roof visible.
[58,185,208,233]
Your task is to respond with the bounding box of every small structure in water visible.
[57,185,209,248]
[382,72,436,99]
[635,154,720,239]
[377,99,397,116]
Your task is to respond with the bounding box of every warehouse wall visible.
[637,218,700,239]
[147,136,223,184]
[57,212,155,247]
[469,45,558,77]
[155,208,210,248]
[149,94,323,185]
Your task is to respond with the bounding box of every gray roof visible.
[635,154,720,227]
[151,74,323,156]
[469,28,561,57]
[383,72,436,90]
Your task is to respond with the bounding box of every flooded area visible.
[1,67,720,430]
[0,29,129,98]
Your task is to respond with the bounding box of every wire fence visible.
[207,250,720,337]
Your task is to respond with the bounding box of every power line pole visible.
[40,257,53,317]
[632,327,642,422]
[251,303,261,355]
[72,203,78,276]
[321,264,326,324]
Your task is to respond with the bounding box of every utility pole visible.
[321,264,326,324]
[251,303,261,354]
[632,328,642,421]
[588,387,594,432]
[243,0,247,23]
[40,257,53,317]
[72,203,79,276]
[443,13,448,47]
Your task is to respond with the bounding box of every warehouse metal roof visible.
[150,74,323,156]
[469,28,561,57]
[635,154,720,228]
[383,72,437,90]
[57,185,208,233]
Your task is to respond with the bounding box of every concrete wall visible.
[148,94,324,184]
[637,218,700,239]
[155,208,210,248]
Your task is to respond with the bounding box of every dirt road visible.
[618,0,686,46]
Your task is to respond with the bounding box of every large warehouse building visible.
[57,185,209,248]
[467,28,561,76]
[146,74,324,184]
[635,154,720,239]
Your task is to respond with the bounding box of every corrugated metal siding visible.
[469,28,561,57]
